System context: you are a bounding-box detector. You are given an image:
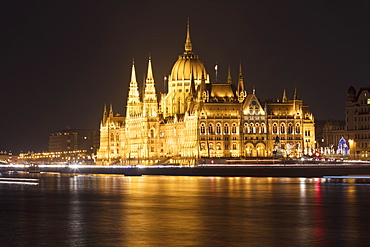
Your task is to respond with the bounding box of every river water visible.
[0,173,370,246]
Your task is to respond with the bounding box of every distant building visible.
[345,86,370,159]
[96,22,316,165]
[320,119,345,150]
[49,129,99,155]
[0,151,16,164]
[18,150,95,164]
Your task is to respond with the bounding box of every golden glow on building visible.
[96,23,315,165]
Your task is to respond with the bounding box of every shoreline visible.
[2,163,370,178]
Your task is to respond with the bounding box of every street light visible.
[348,139,354,159]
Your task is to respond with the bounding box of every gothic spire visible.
[282,89,287,102]
[227,65,232,84]
[126,59,142,118]
[198,71,207,102]
[237,63,245,92]
[143,55,158,117]
[147,54,153,80]
[184,18,193,53]
[131,59,136,83]
[293,87,297,100]
[237,62,247,102]
[189,70,196,97]
[109,103,113,117]
[102,104,108,125]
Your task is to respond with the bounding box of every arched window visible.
[216,143,222,150]
[296,124,300,134]
[261,123,266,133]
[116,133,120,141]
[200,143,205,150]
[244,123,248,134]
[150,129,155,138]
[216,123,221,134]
[200,123,205,134]
[232,123,237,134]
[209,124,214,134]
[250,123,254,134]
[209,143,214,150]
[232,143,237,150]
[281,124,285,134]
[288,124,293,134]
[273,123,278,134]
[255,123,260,134]
[224,123,229,134]
[110,133,114,141]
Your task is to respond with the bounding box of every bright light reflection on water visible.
[0,174,370,246]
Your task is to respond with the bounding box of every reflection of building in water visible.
[96,22,315,165]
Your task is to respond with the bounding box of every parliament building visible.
[96,23,315,165]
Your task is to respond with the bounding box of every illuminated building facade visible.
[345,86,370,159]
[96,23,315,165]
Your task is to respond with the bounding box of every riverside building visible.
[345,86,370,159]
[96,23,315,165]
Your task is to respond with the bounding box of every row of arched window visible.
[200,142,238,150]
[200,122,301,135]
[272,123,301,134]
[200,123,238,134]
[243,123,266,134]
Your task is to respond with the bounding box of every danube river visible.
[1,173,370,246]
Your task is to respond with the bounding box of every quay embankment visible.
[2,163,370,178]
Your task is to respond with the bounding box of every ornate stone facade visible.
[96,23,315,165]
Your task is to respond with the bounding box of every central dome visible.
[170,53,207,81]
[169,21,207,82]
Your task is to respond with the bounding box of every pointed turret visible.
[147,54,154,80]
[126,59,142,118]
[237,63,244,92]
[184,18,192,53]
[293,87,297,100]
[237,63,247,103]
[143,55,158,117]
[186,72,197,112]
[189,71,196,97]
[282,89,287,102]
[102,104,108,125]
[198,71,207,102]
[227,65,232,84]
[109,103,113,116]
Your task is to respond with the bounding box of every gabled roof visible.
[242,94,265,115]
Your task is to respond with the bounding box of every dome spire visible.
[185,18,192,53]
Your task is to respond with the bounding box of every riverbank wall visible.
[2,164,370,178]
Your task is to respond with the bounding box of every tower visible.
[236,63,247,103]
[126,60,142,118]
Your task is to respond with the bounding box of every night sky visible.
[1,0,370,154]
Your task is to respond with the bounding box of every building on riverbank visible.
[96,22,315,165]
[345,87,370,159]
[49,129,99,155]
[318,87,370,161]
